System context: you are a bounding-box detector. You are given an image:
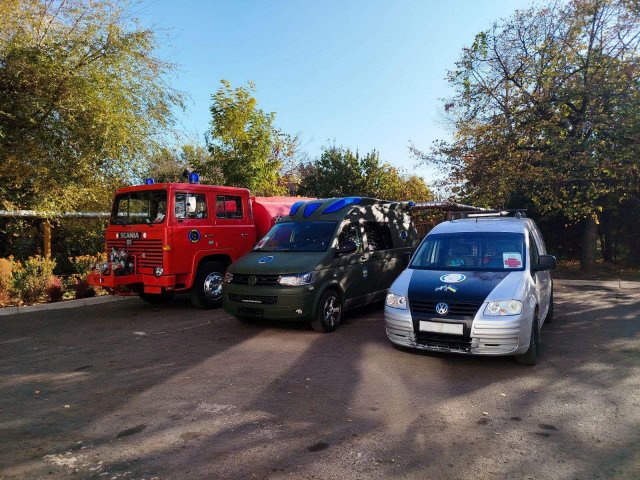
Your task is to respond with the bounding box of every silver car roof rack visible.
[454,209,528,219]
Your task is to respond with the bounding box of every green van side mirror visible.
[336,240,358,256]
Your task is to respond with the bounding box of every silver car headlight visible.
[385,293,407,310]
[223,272,234,284]
[485,300,523,316]
[278,272,315,286]
[154,267,163,277]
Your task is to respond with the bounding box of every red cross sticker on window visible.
[505,257,521,267]
[503,253,522,268]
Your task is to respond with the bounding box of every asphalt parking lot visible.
[1,281,639,480]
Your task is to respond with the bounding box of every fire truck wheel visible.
[191,261,225,309]
[139,292,174,304]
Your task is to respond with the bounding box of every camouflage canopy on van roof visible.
[283,197,413,222]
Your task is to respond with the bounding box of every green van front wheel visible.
[311,290,342,333]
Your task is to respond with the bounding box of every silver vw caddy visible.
[384,213,556,365]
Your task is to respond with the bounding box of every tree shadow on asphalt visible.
[2,285,639,479]
[356,284,640,479]
[0,297,263,477]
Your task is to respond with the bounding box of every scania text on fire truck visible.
[88,173,306,308]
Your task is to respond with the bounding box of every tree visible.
[415,0,640,271]
[146,143,223,184]
[298,146,365,197]
[298,145,432,201]
[205,80,298,196]
[0,0,183,213]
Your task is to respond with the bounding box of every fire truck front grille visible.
[106,239,164,269]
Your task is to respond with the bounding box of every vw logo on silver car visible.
[384,212,556,365]
[435,303,449,315]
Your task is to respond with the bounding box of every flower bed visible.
[0,253,107,307]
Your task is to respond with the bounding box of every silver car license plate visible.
[419,321,463,335]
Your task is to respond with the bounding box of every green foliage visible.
[0,252,105,305]
[69,253,106,280]
[203,80,298,195]
[73,278,96,299]
[46,276,64,303]
[68,253,104,299]
[0,0,183,213]
[417,0,640,269]
[298,146,364,197]
[11,255,56,304]
[0,257,12,305]
[146,143,223,184]
[52,219,107,273]
[298,146,432,201]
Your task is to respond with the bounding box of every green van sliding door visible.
[363,221,398,295]
[335,221,372,306]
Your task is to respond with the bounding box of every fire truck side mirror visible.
[187,196,197,214]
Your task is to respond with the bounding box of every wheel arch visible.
[185,254,232,290]
[310,280,343,318]
[195,254,232,273]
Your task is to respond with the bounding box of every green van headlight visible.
[278,272,316,286]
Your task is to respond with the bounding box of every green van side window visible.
[364,222,394,251]
[337,222,363,253]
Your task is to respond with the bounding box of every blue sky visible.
[140,0,533,180]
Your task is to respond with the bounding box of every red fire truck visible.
[88,174,305,308]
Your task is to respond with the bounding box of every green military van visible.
[222,197,419,332]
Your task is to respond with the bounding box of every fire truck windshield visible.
[111,190,168,225]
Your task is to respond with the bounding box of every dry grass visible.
[555,259,640,281]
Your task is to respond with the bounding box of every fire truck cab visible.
[89,176,300,308]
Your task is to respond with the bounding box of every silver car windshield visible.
[411,232,526,271]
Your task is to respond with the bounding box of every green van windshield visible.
[254,221,338,252]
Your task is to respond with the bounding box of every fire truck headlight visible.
[97,262,110,274]
[154,267,163,277]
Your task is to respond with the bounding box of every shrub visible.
[69,253,107,280]
[12,256,57,304]
[74,278,96,299]
[46,276,64,303]
[0,258,13,305]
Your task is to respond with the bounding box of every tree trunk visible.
[43,219,52,259]
[600,209,614,262]
[580,215,598,272]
